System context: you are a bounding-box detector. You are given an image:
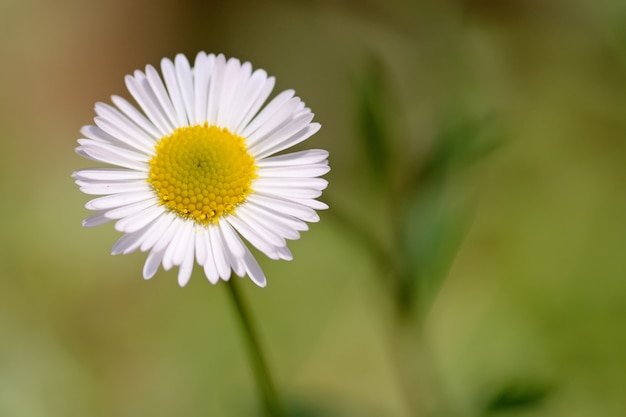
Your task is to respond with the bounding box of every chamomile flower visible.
[73,52,329,287]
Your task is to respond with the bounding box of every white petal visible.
[193,52,213,125]
[125,72,172,135]
[248,110,313,153]
[94,104,155,153]
[162,219,193,270]
[143,249,165,279]
[194,227,209,266]
[290,198,329,211]
[145,64,180,130]
[219,61,252,130]
[177,234,196,287]
[225,214,283,260]
[256,149,329,167]
[77,180,151,196]
[236,208,287,247]
[215,57,243,128]
[174,53,195,126]
[134,69,176,133]
[160,57,188,126]
[256,164,330,178]
[241,89,295,138]
[114,204,164,233]
[253,176,328,191]
[275,245,293,261]
[153,216,182,253]
[73,168,148,182]
[75,148,99,162]
[241,246,267,287]
[218,228,242,279]
[76,140,149,171]
[209,224,231,280]
[233,73,275,134]
[85,191,155,211]
[77,134,149,160]
[82,212,115,227]
[111,229,145,255]
[253,122,321,160]
[217,219,246,258]
[217,235,241,278]
[252,184,323,200]
[241,200,307,235]
[111,95,161,139]
[104,198,156,220]
[246,194,320,223]
[81,121,138,151]
[202,228,220,284]
[243,95,300,142]
[204,264,220,284]
[252,178,328,199]
[140,213,175,252]
[236,204,300,240]
[230,252,247,277]
[206,54,226,125]
[172,221,195,267]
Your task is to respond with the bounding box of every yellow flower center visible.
[148,123,257,225]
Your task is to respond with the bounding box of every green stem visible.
[226,278,285,417]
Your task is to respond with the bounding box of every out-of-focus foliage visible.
[354,57,393,183]
[484,380,551,414]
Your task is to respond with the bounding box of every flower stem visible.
[226,278,285,417]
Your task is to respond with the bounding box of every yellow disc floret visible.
[148,123,257,225]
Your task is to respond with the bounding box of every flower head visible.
[73,52,329,287]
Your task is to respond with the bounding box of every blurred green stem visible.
[226,279,285,417]
[389,310,451,417]
[329,204,451,416]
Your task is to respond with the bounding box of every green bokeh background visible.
[1,0,626,416]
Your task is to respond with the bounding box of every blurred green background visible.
[1,0,626,416]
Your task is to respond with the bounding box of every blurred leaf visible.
[402,181,471,312]
[353,56,393,182]
[484,381,551,414]
[399,110,505,312]
[250,394,389,417]
[422,111,506,181]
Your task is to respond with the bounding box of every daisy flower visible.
[73,52,329,288]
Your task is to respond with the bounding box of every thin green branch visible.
[226,278,285,417]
